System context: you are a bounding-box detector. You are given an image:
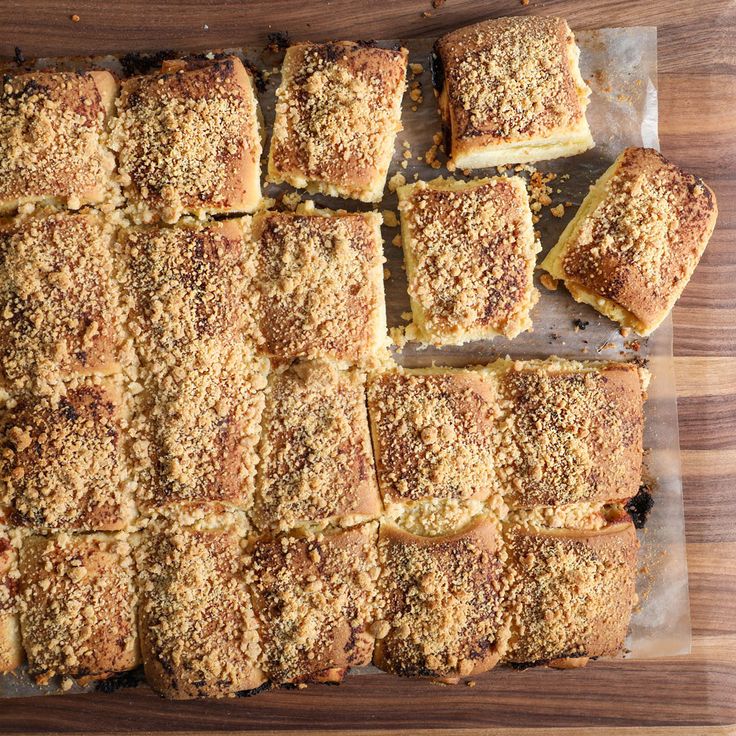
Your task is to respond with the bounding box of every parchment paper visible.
[0,25,690,698]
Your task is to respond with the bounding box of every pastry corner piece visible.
[374,516,507,681]
[0,69,118,214]
[268,42,408,202]
[111,56,262,223]
[503,521,639,666]
[136,517,264,699]
[0,524,22,673]
[397,176,539,345]
[252,208,388,365]
[434,16,593,169]
[18,532,140,685]
[541,147,718,335]
[248,522,379,685]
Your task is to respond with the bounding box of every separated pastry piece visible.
[111,56,262,223]
[253,361,381,531]
[252,209,387,365]
[136,342,268,514]
[0,377,135,531]
[269,42,408,202]
[0,524,22,673]
[434,16,592,169]
[494,359,646,508]
[397,176,539,345]
[503,521,638,666]
[0,69,118,214]
[374,517,507,680]
[18,532,139,685]
[248,523,379,684]
[540,147,718,335]
[367,368,500,507]
[136,518,264,699]
[0,210,121,389]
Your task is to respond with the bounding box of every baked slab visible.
[540,147,718,334]
[253,361,381,531]
[248,523,379,685]
[252,209,387,365]
[435,16,593,169]
[18,532,139,685]
[136,518,264,699]
[111,56,262,223]
[0,69,118,214]
[0,524,21,673]
[268,42,407,202]
[397,176,539,344]
[0,210,121,390]
[374,517,505,680]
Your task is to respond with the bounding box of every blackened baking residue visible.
[625,484,654,529]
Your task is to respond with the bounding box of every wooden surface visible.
[0,0,734,733]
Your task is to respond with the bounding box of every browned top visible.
[398,177,538,340]
[111,56,261,223]
[435,16,586,148]
[0,378,132,532]
[0,69,117,211]
[18,532,139,684]
[269,42,407,199]
[247,523,379,685]
[559,147,719,329]
[374,517,505,679]
[253,361,381,531]
[503,522,639,663]
[0,211,121,390]
[252,210,385,364]
[136,519,263,699]
[367,370,500,505]
[496,361,645,507]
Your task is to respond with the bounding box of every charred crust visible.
[94,668,145,693]
[625,484,654,529]
[119,50,176,78]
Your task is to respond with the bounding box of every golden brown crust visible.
[252,210,386,365]
[435,16,591,166]
[367,369,500,505]
[19,532,139,684]
[0,525,22,673]
[111,57,262,223]
[543,147,719,333]
[0,377,134,531]
[495,360,645,507]
[268,42,407,202]
[0,69,118,213]
[253,361,381,531]
[374,517,506,679]
[247,523,379,685]
[136,518,264,699]
[0,210,121,390]
[503,521,639,664]
[397,176,539,344]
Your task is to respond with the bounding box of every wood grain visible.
[0,0,735,733]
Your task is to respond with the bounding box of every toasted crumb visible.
[382,209,399,228]
[540,273,558,291]
[410,63,424,76]
[550,203,565,218]
[71,14,80,22]
[388,173,406,192]
[466,679,477,687]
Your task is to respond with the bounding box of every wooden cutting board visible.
[0,0,734,733]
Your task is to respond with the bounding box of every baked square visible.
[434,16,593,169]
[0,524,21,673]
[247,523,379,684]
[0,69,118,214]
[18,532,139,685]
[367,369,500,507]
[503,521,638,665]
[268,42,408,202]
[0,210,121,389]
[0,377,135,531]
[397,176,539,344]
[540,147,718,334]
[136,518,264,699]
[253,361,381,531]
[374,517,505,680]
[494,359,646,508]
[252,209,387,365]
[111,56,262,223]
